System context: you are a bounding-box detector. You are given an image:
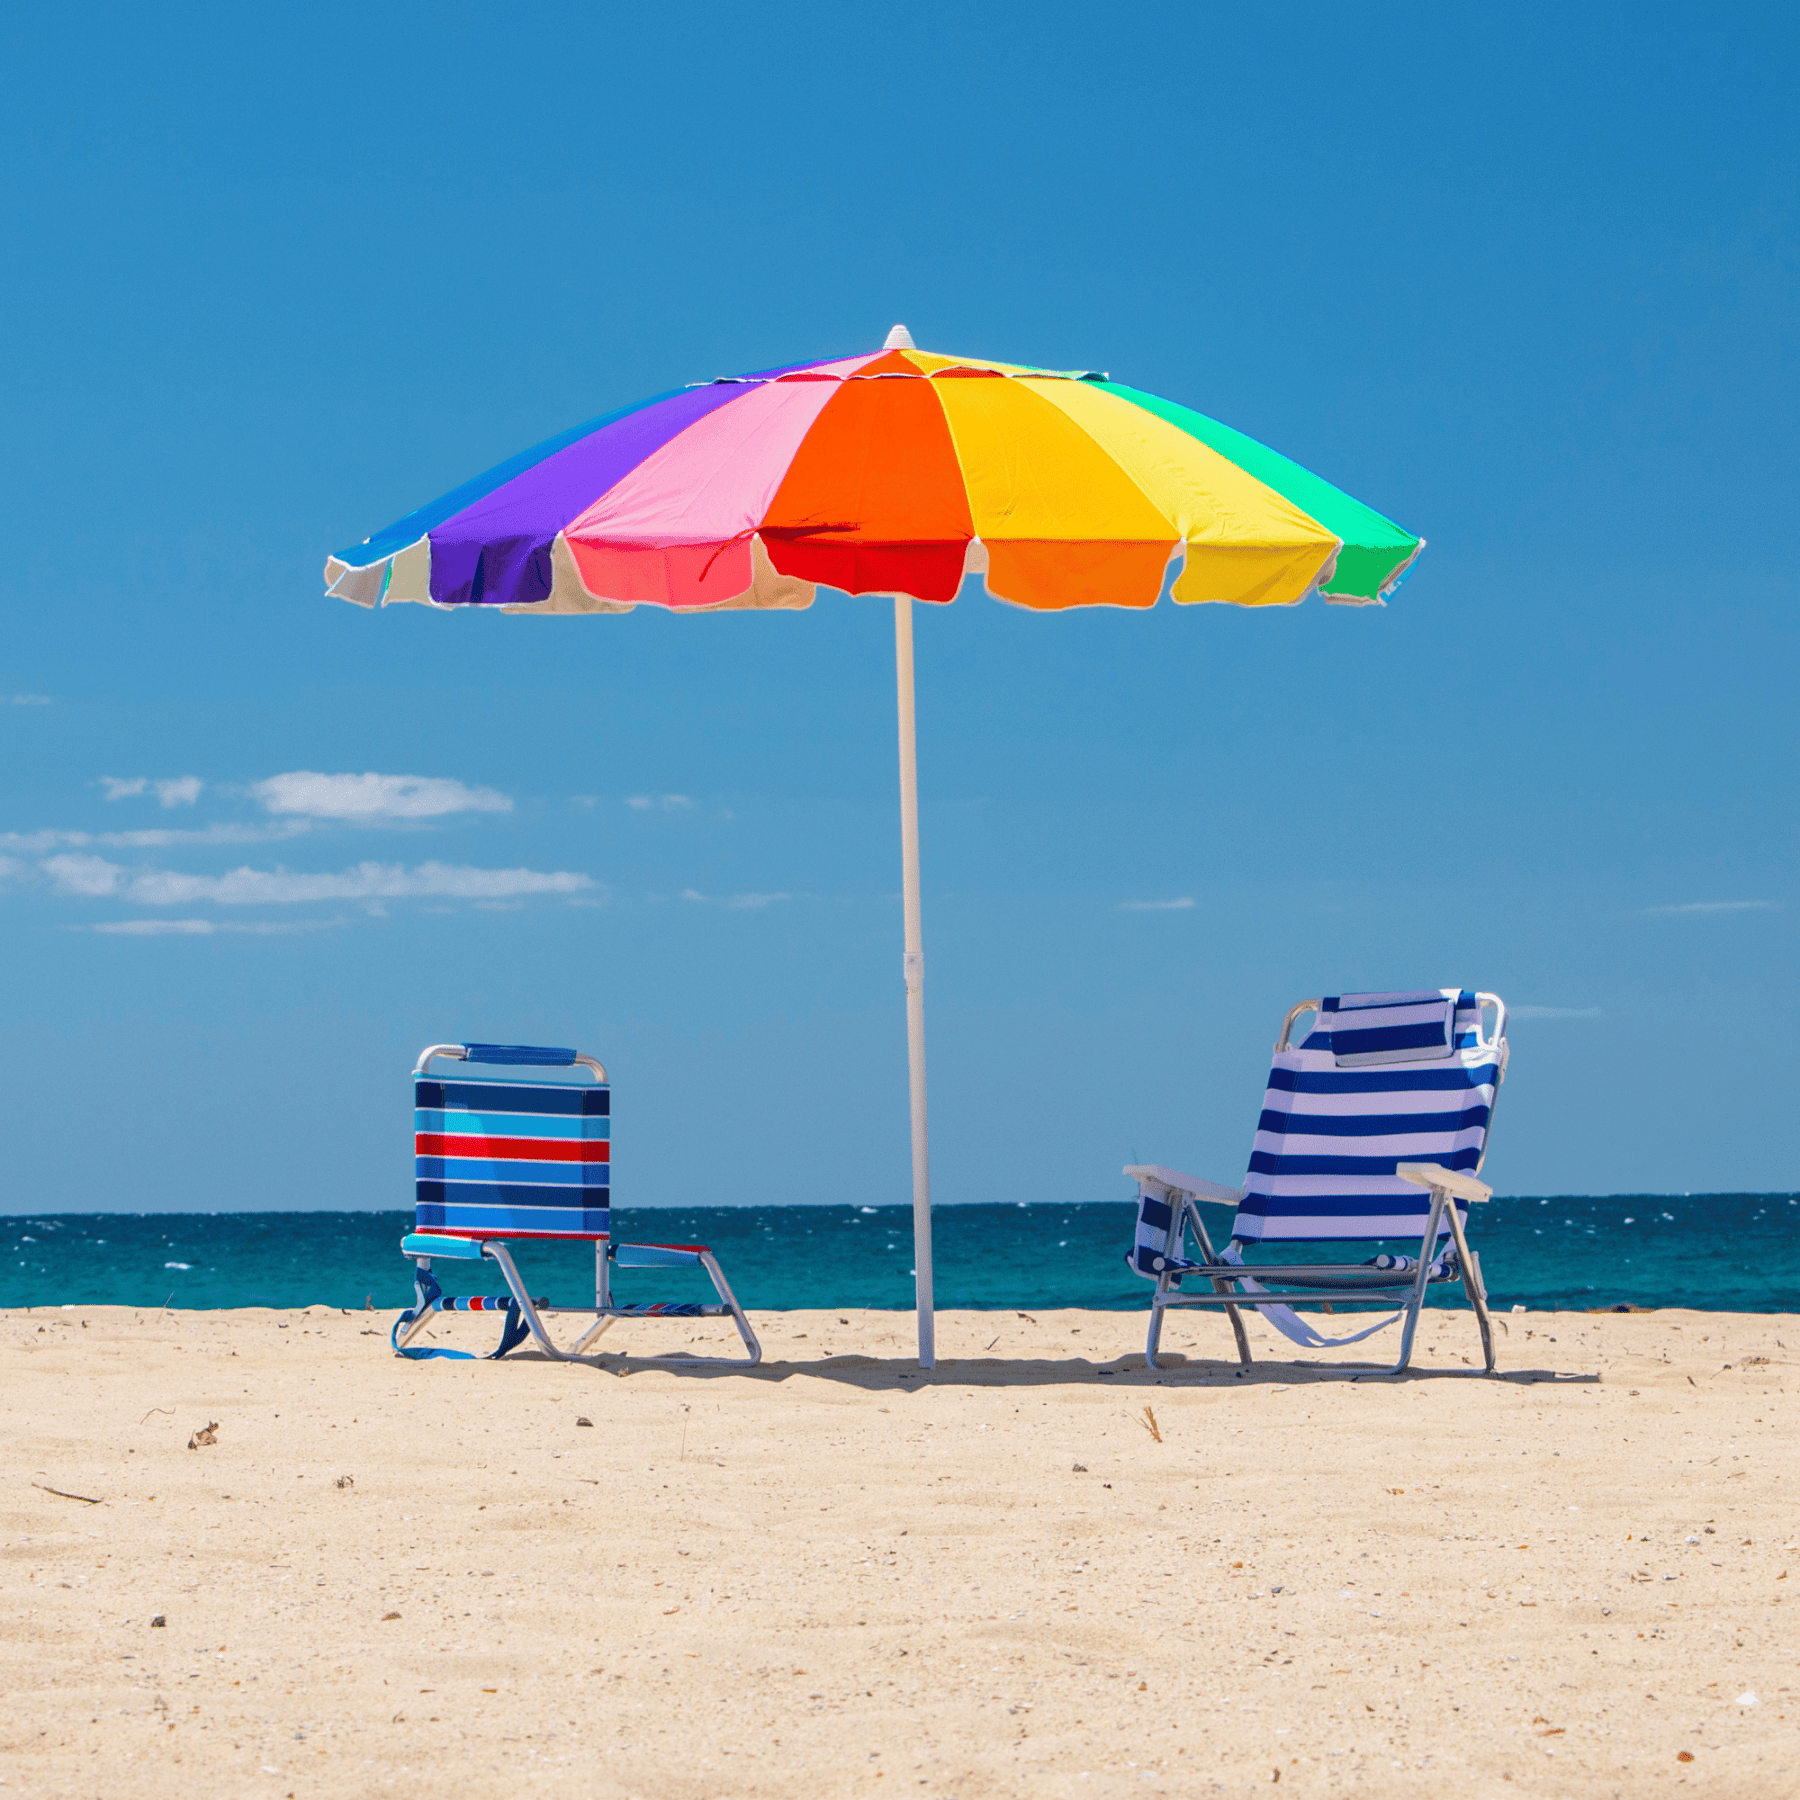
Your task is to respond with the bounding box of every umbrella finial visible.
[883,323,916,349]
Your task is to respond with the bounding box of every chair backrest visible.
[414,1043,610,1239]
[1234,990,1506,1243]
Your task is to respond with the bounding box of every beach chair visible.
[393,1042,759,1364]
[1126,990,1507,1375]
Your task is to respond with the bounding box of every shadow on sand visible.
[496,1349,1599,1389]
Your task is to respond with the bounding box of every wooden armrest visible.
[1395,1162,1492,1204]
[1124,1164,1248,1206]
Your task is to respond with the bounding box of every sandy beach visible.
[4,1302,1795,1798]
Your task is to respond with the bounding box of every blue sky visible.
[2,0,1794,1212]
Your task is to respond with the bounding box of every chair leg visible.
[699,1251,762,1365]
[1143,1198,1195,1373]
[394,1310,435,1350]
[482,1243,577,1361]
[1443,1199,1497,1373]
[1223,1297,1252,1366]
[1190,1209,1251,1367]
[394,1261,438,1351]
[568,1242,615,1353]
[1146,1281,1168,1371]
[1390,1292,1426,1375]
[605,1252,761,1367]
[1387,1191,1445,1375]
[569,1314,619,1355]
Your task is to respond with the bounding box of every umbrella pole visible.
[893,594,936,1370]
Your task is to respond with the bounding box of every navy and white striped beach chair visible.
[1126,991,1507,1375]
[393,1042,759,1364]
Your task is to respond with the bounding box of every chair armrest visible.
[1123,1164,1247,1206]
[613,1243,708,1269]
[401,1233,487,1260]
[1395,1163,1493,1205]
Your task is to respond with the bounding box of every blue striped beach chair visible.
[393,1042,759,1364]
[1127,991,1507,1375]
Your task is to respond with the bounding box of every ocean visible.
[4,1193,1797,1315]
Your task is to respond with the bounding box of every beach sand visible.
[3,1302,1795,1798]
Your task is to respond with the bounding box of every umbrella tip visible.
[883,323,915,349]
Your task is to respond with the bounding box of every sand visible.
[3,1300,1796,1798]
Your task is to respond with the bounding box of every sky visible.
[1,0,1794,1214]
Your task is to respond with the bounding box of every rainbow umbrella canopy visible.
[325,326,1423,1365]
[327,329,1419,614]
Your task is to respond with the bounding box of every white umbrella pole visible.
[892,594,936,1370]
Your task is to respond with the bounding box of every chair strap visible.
[491,1301,533,1358]
[391,1263,536,1360]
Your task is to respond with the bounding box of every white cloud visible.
[104,821,308,848]
[681,887,791,909]
[98,775,203,806]
[90,918,344,937]
[155,776,203,808]
[251,771,513,821]
[1643,900,1780,916]
[39,853,591,907]
[3,822,309,852]
[126,860,591,906]
[1510,1005,1603,1019]
[45,853,124,896]
[94,919,215,936]
[627,793,696,812]
[5,694,51,706]
[1118,896,1196,911]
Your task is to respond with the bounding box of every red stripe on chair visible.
[414,1134,610,1163]
[426,1228,611,1242]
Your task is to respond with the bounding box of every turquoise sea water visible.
[4,1194,1797,1314]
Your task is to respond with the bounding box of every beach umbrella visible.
[324,326,1423,1368]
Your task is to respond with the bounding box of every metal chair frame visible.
[394,1044,760,1365]
[1131,993,1505,1377]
